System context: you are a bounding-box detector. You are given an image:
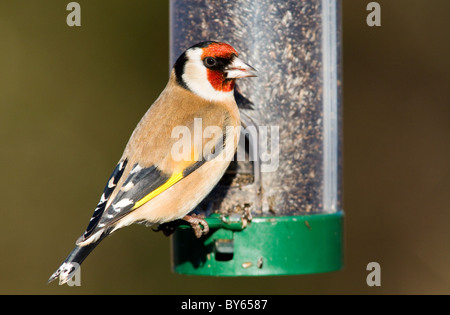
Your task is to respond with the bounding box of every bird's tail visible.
[48,234,106,285]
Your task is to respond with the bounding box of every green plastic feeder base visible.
[171,211,344,276]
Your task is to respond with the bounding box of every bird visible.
[48,41,257,284]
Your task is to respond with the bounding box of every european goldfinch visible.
[48,41,257,284]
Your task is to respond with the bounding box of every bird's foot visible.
[152,221,180,237]
[182,214,209,238]
[153,214,209,238]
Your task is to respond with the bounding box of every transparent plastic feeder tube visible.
[170,0,342,218]
[170,0,343,276]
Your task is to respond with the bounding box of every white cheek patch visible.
[183,48,234,102]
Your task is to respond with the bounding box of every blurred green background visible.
[0,0,449,294]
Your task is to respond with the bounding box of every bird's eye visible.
[204,57,217,68]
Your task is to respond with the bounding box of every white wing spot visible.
[108,177,116,188]
[112,198,133,212]
[121,182,134,192]
[130,164,142,174]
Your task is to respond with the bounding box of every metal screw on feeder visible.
[170,0,343,276]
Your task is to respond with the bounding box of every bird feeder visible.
[170,0,343,276]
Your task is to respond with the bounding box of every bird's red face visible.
[174,41,257,101]
[201,43,239,93]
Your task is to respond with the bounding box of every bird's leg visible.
[153,214,210,238]
[152,220,181,237]
[182,214,210,238]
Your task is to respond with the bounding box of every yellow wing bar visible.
[131,171,183,210]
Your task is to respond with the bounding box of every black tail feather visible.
[48,233,106,284]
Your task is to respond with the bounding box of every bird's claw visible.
[153,214,209,238]
[182,214,209,238]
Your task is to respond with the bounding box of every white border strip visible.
[322,0,339,213]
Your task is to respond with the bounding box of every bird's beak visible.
[225,57,258,79]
